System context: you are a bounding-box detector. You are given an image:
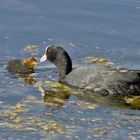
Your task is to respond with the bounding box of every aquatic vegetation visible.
[23,45,39,52]
[23,74,36,85]
[10,103,25,113]
[85,56,113,66]
[49,82,72,92]
[123,96,140,109]
[0,101,66,134]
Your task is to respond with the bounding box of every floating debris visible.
[1,123,24,130]
[92,127,109,137]
[86,103,98,110]
[24,45,39,52]
[10,103,25,113]
[123,96,140,109]
[75,100,98,110]
[25,117,65,133]
[85,56,113,66]
[49,82,71,91]
[14,117,23,123]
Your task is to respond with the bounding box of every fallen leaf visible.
[85,56,113,66]
[24,45,39,52]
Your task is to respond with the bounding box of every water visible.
[0,0,140,139]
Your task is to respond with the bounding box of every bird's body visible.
[65,66,140,97]
[40,45,140,97]
[7,57,37,74]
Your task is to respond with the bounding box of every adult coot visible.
[7,57,37,74]
[40,45,140,97]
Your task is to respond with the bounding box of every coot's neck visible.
[54,51,72,82]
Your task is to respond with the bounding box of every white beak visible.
[40,54,47,62]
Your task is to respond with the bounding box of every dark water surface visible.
[0,0,140,139]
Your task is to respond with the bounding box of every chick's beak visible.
[40,54,47,62]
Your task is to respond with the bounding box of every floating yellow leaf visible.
[49,82,71,91]
[123,96,140,109]
[40,122,65,133]
[86,103,98,109]
[24,45,39,52]
[85,56,112,66]
[10,103,25,113]
[3,112,17,120]
[6,124,24,129]
[14,117,23,123]
[92,127,108,136]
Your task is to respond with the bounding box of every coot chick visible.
[7,57,37,74]
[40,45,140,97]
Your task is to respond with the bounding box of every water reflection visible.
[8,73,36,85]
[8,68,140,110]
[22,75,36,86]
[44,90,70,107]
[73,90,140,110]
[8,69,70,107]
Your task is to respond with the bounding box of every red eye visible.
[31,57,36,62]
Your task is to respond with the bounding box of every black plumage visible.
[40,45,140,97]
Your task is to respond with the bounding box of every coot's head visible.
[40,45,72,81]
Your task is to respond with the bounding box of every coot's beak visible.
[40,47,49,62]
[40,54,47,62]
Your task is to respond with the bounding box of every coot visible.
[7,57,37,74]
[40,45,140,97]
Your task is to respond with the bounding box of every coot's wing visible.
[94,67,140,96]
[64,66,104,88]
[65,66,140,96]
[86,67,140,96]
